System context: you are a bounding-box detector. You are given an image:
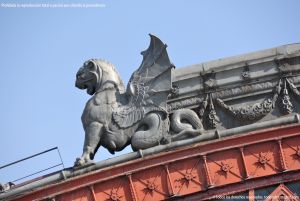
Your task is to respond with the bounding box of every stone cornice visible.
[173,43,300,81]
[171,43,300,100]
[167,43,300,130]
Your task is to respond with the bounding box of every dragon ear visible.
[85,60,97,71]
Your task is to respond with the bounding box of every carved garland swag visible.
[169,77,300,129]
[215,77,300,125]
[216,78,300,121]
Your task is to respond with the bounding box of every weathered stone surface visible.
[75,36,300,166]
[75,35,204,166]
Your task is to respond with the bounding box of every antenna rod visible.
[0,147,58,170]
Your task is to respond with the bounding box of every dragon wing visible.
[113,34,173,128]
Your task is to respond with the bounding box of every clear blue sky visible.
[1,0,300,184]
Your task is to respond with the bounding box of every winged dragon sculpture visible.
[75,35,203,166]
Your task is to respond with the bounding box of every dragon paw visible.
[74,156,93,167]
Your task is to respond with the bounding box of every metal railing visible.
[0,147,64,185]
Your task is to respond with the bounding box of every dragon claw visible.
[74,155,93,167]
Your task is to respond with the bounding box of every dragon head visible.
[76,60,101,95]
[75,59,125,95]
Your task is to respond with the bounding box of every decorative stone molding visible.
[287,78,300,100]
[167,97,202,111]
[202,72,217,90]
[198,94,208,119]
[281,79,293,114]
[216,98,274,122]
[206,94,220,128]
[214,77,300,122]
[241,63,251,80]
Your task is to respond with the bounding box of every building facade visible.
[1,42,300,201]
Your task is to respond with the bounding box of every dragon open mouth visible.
[75,77,93,88]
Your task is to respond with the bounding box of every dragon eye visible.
[88,63,95,70]
[84,61,95,70]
